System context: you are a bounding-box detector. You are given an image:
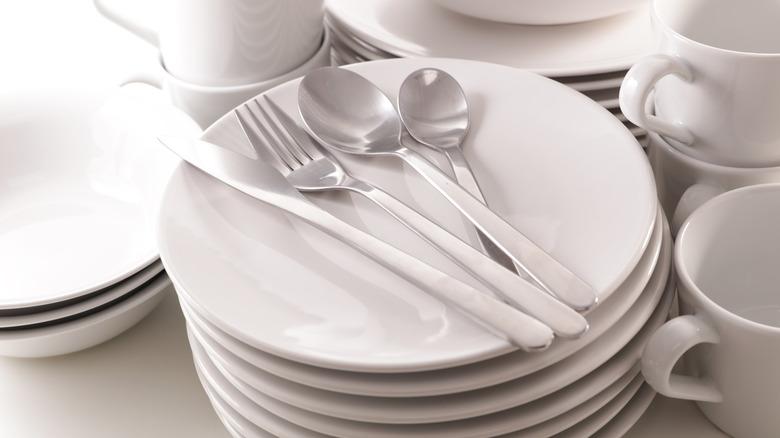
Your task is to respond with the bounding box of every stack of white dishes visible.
[159,58,670,437]
[325,0,653,146]
[0,82,199,358]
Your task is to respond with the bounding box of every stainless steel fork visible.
[234,96,588,339]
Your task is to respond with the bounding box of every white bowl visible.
[0,273,170,358]
[430,0,650,25]
[0,83,194,312]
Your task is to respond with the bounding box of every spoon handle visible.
[396,146,597,311]
[441,146,518,273]
[346,179,587,338]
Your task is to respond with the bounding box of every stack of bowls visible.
[159,58,672,437]
[326,0,653,146]
[0,82,199,358]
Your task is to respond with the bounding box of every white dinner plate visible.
[205,386,276,438]
[555,382,650,438]
[0,83,197,312]
[186,272,672,432]
[559,74,626,93]
[159,58,657,373]
[0,260,164,329]
[192,310,645,426]
[179,209,667,399]
[194,332,653,438]
[591,384,656,438]
[0,272,170,358]
[325,0,654,77]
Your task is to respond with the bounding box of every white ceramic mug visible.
[122,30,330,128]
[642,183,780,438]
[647,132,780,234]
[620,0,780,167]
[94,0,323,86]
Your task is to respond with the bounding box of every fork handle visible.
[285,195,555,351]
[346,179,587,338]
[395,146,596,311]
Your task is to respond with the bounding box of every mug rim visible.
[675,183,780,334]
[653,0,780,59]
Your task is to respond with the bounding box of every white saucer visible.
[159,57,658,373]
[325,0,654,76]
[0,83,197,311]
[177,211,666,399]
[0,260,164,329]
[0,272,170,358]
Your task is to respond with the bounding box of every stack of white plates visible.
[159,58,669,437]
[325,0,653,146]
[0,83,198,358]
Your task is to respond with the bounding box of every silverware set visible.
[162,66,604,351]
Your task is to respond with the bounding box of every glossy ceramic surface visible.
[0,272,170,358]
[178,213,666,398]
[190,312,643,425]
[158,58,657,372]
[643,184,780,438]
[324,0,654,77]
[185,261,672,428]
[430,0,649,25]
[190,289,670,437]
[194,337,646,437]
[0,83,192,311]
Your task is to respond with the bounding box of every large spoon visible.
[298,67,596,312]
[398,67,518,274]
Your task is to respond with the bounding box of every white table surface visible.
[0,1,731,436]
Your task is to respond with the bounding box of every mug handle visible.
[642,314,723,402]
[620,54,695,145]
[93,0,159,47]
[671,184,724,234]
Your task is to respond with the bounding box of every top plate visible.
[158,58,657,372]
[0,84,198,311]
[325,0,655,77]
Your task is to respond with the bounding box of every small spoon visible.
[398,67,518,274]
[298,67,594,328]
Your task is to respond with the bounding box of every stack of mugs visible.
[94,0,330,128]
[621,0,780,231]
[624,1,780,437]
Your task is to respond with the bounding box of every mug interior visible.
[655,0,780,54]
[679,185,780,328]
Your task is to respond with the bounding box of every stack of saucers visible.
[0,82,199,358]
[325,0,653,146]
[159,58,670,437]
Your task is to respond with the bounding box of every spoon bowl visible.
[398,68,470,149]
[298,67,402,155]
